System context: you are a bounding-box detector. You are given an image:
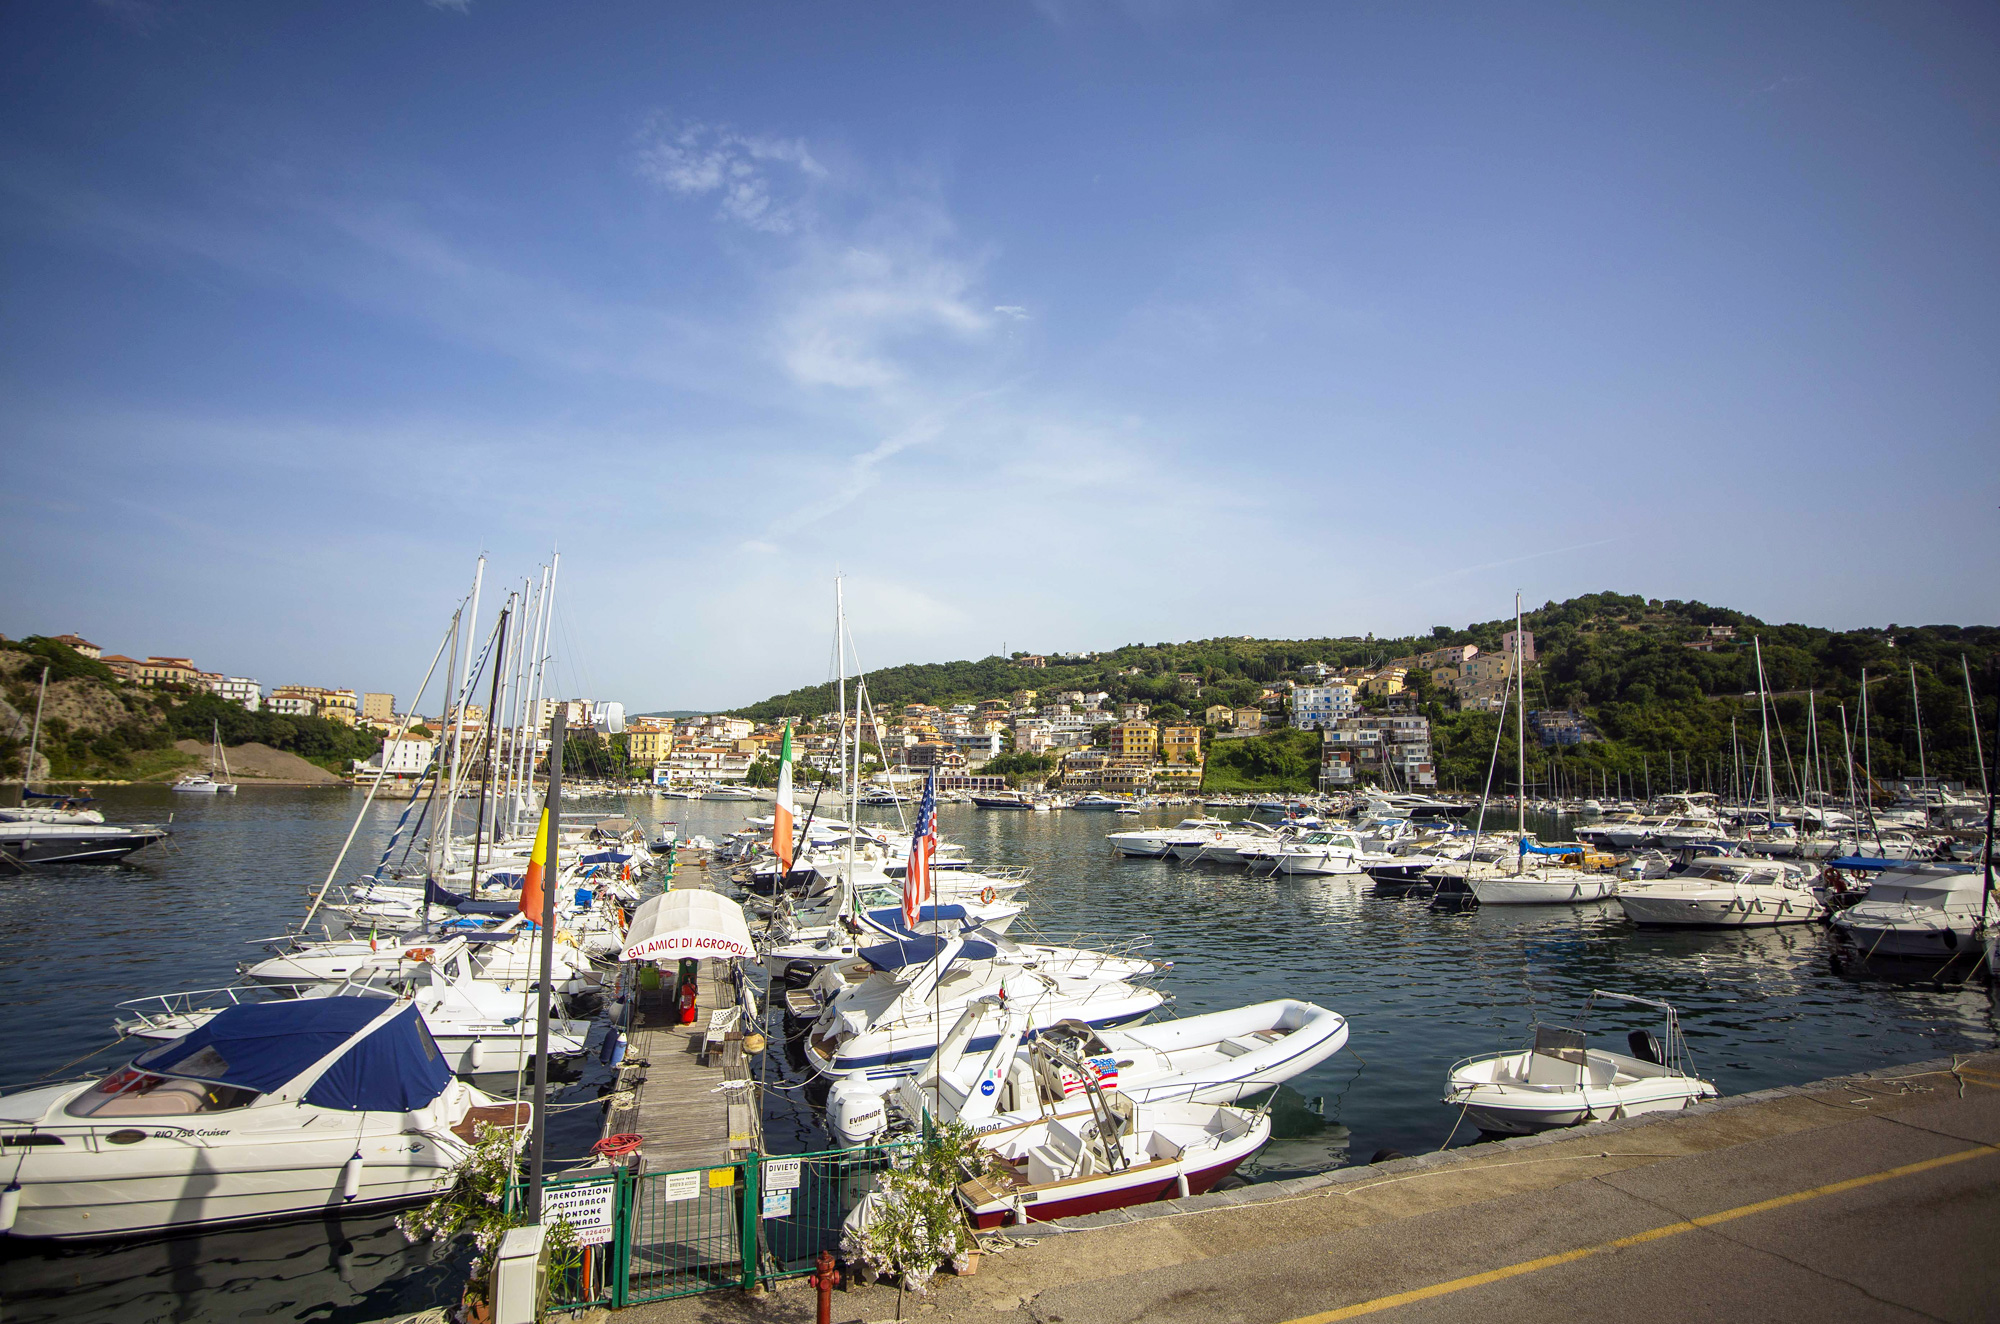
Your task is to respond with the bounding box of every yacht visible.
[1829,864,1991,958]
[0,818,170,864]
[1072,793,1132,810]
[1617,857,1825,927]
[826,995,1347,1146]
[1106,818,1226,859]
[798,934,1164,1083]
[1239,829,1373,876]
[0,999,527,1239]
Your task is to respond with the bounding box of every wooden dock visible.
[603,861,761,1173]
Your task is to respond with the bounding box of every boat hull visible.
[1467,876,1617,905]
[966,1149,1249,1228]
[1617,892,1822,927]
[0,827,169,864]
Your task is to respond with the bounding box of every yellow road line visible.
[1283,1143,2000,1324]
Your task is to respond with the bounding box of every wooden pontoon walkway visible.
[602,857,761,1174]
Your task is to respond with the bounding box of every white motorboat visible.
[947,1031,1270,1228]
[1239,830,1373,876]
[119,939,594,1076]
[800,934,1165,1083]
[1181,820,1287,864]
[241,924,602,998]
[1830,865,1991,958]
[825,995,1346,1145]
[1466,866,1617,905]
[0,999,528,1239]
[1443,991,1717,1135]
[1616,857,1826,927]
[1105,818,1226,859]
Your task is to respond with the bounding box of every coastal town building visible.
[318,689,358,726]
[207,675,262,710]
[1118,702,1149,721]
[267,684,325,717]
[135,656,202,689]
[1204,704,1234,727]
[353,738,436,780]
[1108,719,1159,760]
[1319,714,1437,788]
[1527,710,1596,746]
[51,633,101,659]
[1292,684,1358,730]
[1364,668,1408,697]
[1502,629,1536,664]
[98,654,139,680]
[1234,707,1264,732]
[1416,644,1479,671]
[362,692,395,722]
[1160,725,1203,764]
[625,725,675,768]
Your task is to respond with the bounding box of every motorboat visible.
[972,792,1036,810]
[1071,793,1132,811]
[1829,864,1992,958]
[1177,820,1286,864]
[0,999,528,1239]
[0,818,170,865]
[948,1033,1269,1227]
[799,934,1165,1083]
[1105,819,1225,859]
[761,898,1029,968]
[825,995,1346,1145]
[1442,991,1717,1135]
[1616,857,1826,927]
[119,938,594,1076]
[1466,865,1617,906]
[240,922,603,998]
[1240,830,1372,877]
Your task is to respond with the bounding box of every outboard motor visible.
[1627,1029,1664,1065]
[824,1077,891,1146]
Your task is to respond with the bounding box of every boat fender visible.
[340,1152,364,1201]
[1174,1173,1190,1199]
[402,947,434,962]
[980,887,997,905]
[468,1040,486,1072]
[0,1183,18,1233]
[599,1029,623,1067]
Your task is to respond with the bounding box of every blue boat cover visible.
[1519,839,1583,856]
[1827,856,1974,873]
[456,900,521,917]
[426,879,468,906]
[862,904,972,937]
[135,1000,449,1109]
[578,850,629,865]
[858,935,998,970]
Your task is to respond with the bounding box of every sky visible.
[1,1,1995,713]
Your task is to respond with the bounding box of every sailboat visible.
[1466,596,1616,906]
[172,721,239,794]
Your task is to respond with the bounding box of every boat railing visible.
[114,982,318,1032]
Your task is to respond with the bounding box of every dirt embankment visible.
[173,739,346,785]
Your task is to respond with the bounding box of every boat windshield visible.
[66,1067,259,1117]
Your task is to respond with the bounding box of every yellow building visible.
[626,728,675,766]
[1160,725,1203,764]
[319,689,359,726]
[362,692,395,722]
[1154,762,1203,788]
[1108,720,1159,760]
[1364,668,1408,697]
[135,656,202,688]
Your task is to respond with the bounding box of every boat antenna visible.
[526,704,566,1220]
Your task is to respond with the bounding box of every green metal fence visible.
[531,1140,918,1310]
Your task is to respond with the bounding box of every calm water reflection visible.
[2,789,1992,1319]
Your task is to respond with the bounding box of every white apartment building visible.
[1292,684,1359,730]
[353,738,436,778]
[207,676,262,710]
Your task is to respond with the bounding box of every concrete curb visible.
[987,1054,1974,1239]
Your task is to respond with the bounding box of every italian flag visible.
[773,723,794,874]
[518,808,551,923]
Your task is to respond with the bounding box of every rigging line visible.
[300,612,457,935]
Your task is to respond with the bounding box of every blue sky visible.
[2,2,1995,712]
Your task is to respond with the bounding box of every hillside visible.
[2,636,384,782]
[729,592,2000,790]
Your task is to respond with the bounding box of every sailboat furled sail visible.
[519,807,551,923]
[903,767,938,927]
[773,723,795,875]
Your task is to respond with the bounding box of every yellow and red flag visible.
[518,807,551,923]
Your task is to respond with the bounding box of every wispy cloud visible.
[634,117,825,234]
[993,305,1030,320]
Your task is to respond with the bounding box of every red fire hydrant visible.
[809,1250,841,1324]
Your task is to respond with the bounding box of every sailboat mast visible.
[1514,593,1525,876]
[1909,664,1929,823]
[1753,636,1777,820]
[468,604,510,897]
[21,666,48,789]
[430,605,463,880]
[440,556,486,868]
[1839,704,1857,843]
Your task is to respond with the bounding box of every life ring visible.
[980,886,997,905]
[402,947,434,962]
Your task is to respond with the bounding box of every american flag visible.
[903,767,938,928]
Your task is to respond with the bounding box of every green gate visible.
[534,1141,918,1309]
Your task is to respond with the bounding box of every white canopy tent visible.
[621,890,756,963]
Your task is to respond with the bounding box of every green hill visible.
[728,592,2000,792]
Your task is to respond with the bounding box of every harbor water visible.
[2,788,1994,1321]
